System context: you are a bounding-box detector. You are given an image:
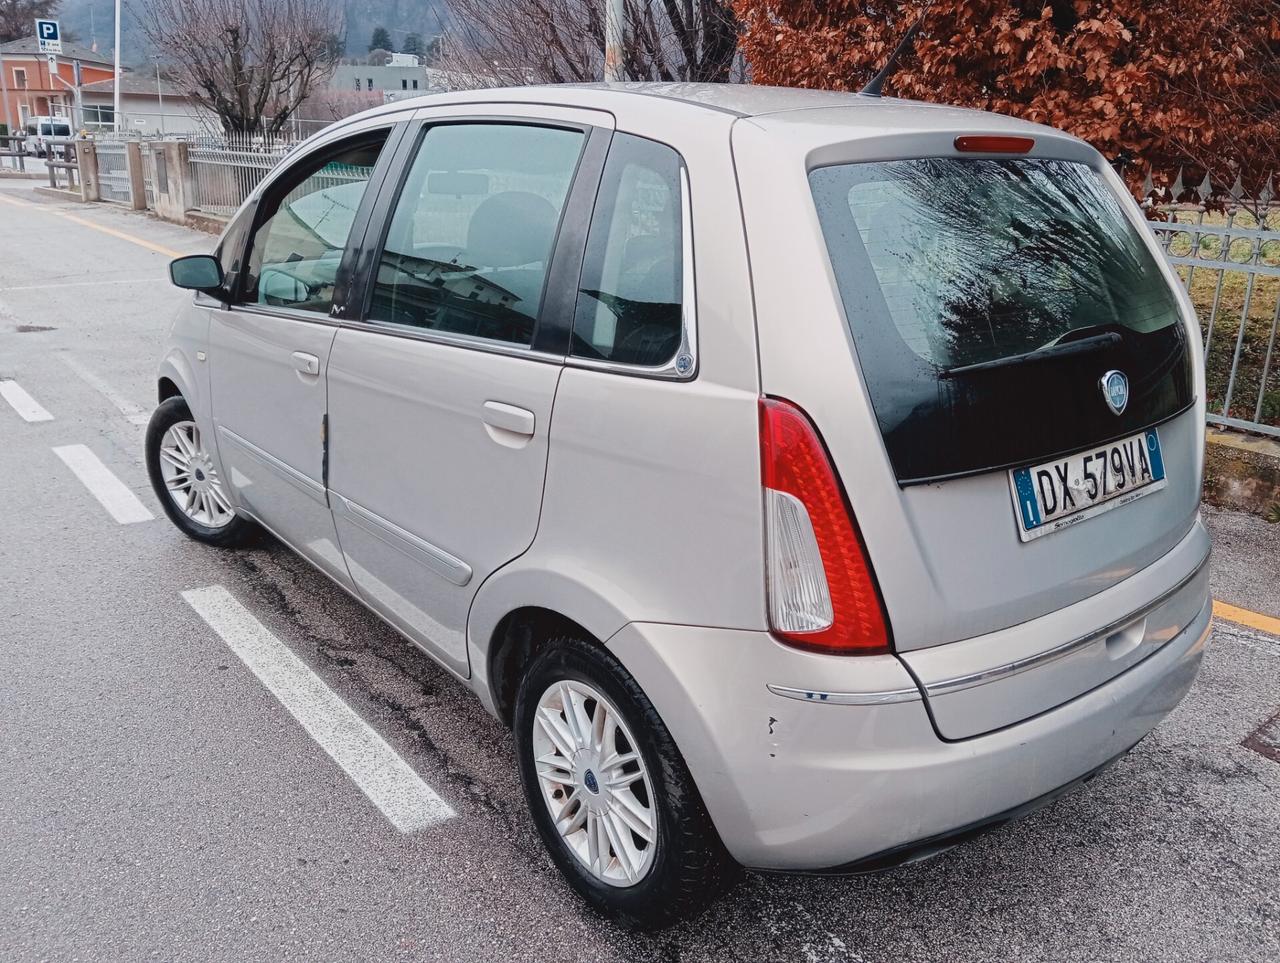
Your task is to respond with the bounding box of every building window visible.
[13,68,27,89]
[355,77,361,91]
[401,78,408,90]
[412,79,419,90]
[83,105,115,128]
[367,77,373,89]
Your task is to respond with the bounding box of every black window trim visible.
[339,114,610,362]
[222,118,410,326]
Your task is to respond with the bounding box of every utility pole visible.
[112,0,122,132]
[154,56,165,134]
[604,0,625,82]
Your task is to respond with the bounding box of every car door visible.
[209,119,402,587]
[326,107,612,675]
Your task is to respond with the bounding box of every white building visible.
[80,75,214,135]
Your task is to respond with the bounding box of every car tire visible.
[145,396,257,548]
[514,635,740,929]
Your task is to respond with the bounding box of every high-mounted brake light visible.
[759,397,890,655]
[954,135,1035,154]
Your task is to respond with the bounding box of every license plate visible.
[1009,429,1167,542]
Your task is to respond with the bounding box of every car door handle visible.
[291,351,320,376]
[481,401,535,436]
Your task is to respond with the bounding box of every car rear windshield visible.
[810,157,1193,484]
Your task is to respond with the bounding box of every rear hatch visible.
[735,108,1205,733]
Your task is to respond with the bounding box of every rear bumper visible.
[608,588,1210,871]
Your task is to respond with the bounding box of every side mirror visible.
[169,254,225,294]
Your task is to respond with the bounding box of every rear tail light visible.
[759,397,890,655]
[954,135,1035,154]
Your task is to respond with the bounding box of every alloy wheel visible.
[531,679,658,887]
[157,420,234,529]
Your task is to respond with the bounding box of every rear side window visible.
[53,124,70,137]
[242,133,388,314]
[571,134,683,367]
[368,123,585,347]
[811,158,1193,483]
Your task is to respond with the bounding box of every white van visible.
[24,116,73,158]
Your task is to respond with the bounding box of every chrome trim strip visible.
[217,426,327,507]
[331,493,472,587]
[924,550,1212,698]
[565,163,698,381]
[337,318,564,365]
[766,683,922,706]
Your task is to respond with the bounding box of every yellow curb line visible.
[1214,600,1280,638]
[0,192,183,258]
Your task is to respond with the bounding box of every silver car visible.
[148,84,1211,928]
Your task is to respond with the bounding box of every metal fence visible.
[1150,205,1280,439]
[188,136,294,216]
[94,140,133,204]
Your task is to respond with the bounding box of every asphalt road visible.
[2,180,1279,963]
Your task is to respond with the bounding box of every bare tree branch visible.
[138,0,343,135]
[439,0,738,87]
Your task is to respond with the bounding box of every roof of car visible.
[352,82,1004,121]
[325,82,1059,150]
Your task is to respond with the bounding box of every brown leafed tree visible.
[140,0,343,135]
[733,0,1280,200]
[440,0,740,86]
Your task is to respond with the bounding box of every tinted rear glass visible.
[811,158,1193,483]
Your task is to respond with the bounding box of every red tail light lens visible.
[954,135,1035,154]
[759,397,890,655]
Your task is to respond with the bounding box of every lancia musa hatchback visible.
[148,84,1211,928]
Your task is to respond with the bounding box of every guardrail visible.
[43,138,79,193]
[1152,210,1280,440]
[0,133,27,172]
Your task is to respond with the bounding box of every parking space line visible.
[181,585,455,833]
[1214,600,1280,638]
[51,444,154,524]
[0,380,53,422]
[59,355,151,426]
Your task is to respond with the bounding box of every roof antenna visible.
[860,3,932,98]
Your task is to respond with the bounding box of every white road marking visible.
[181,585,455,833]
[52,444,154,524]
[59,354,151,426]
[0,380,53,422]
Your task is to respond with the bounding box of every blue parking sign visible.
[36,19,62,53]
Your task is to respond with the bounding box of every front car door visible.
[209,118,403,586]
[326,105,612,674]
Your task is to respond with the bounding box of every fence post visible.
[153,140,192,224]
[125,140,146,210]
[78,142,99,201]
[175,140,194,214]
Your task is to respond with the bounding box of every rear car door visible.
[209,120,400,586]
[326,106,611,674]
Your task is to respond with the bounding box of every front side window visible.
[368,122,585,346]
[241,132,388,313]
[571,133,684,368]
